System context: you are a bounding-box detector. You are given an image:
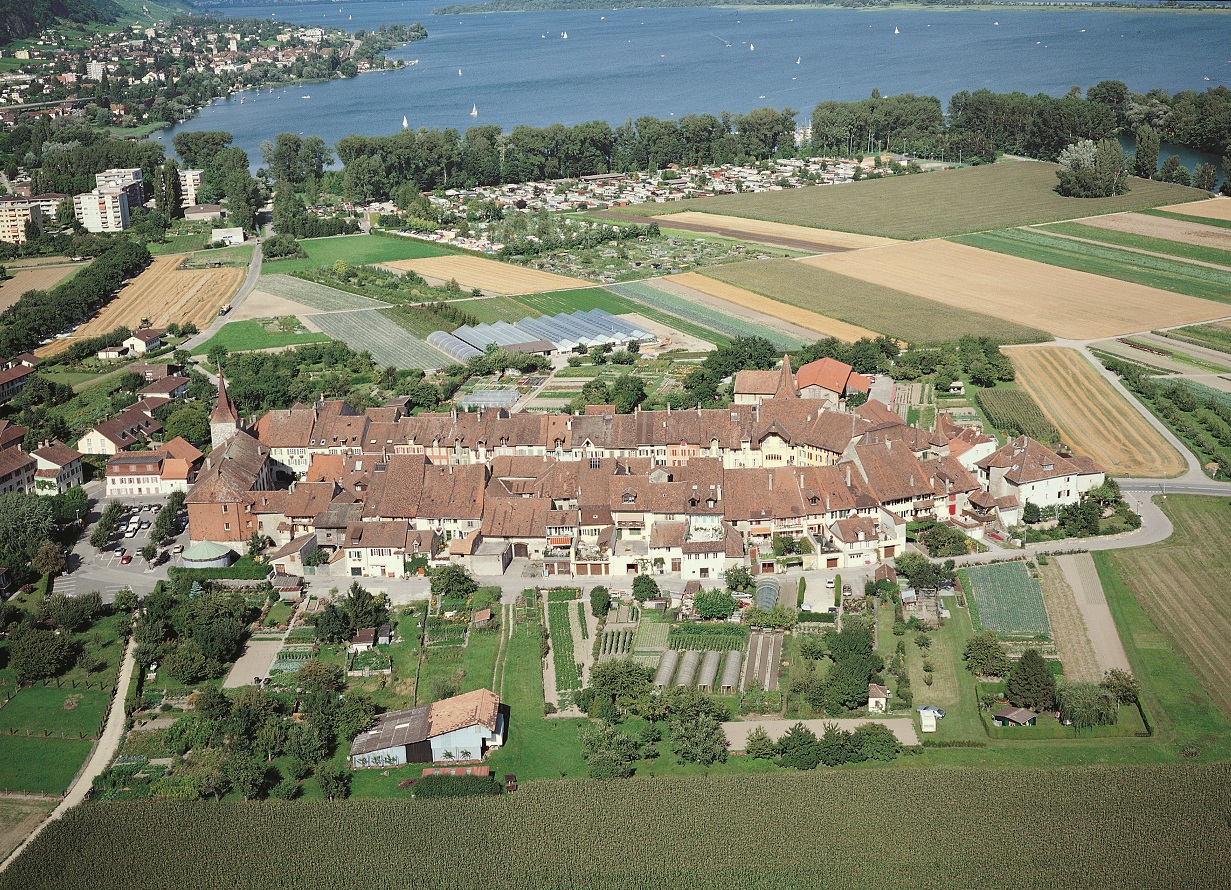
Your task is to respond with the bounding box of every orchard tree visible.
[963,631,1011,678]
[693,588,737,620]
[632,574,659,603]
[430,564,477,601]
[589,585,611,618]
[1101,668,1140,705]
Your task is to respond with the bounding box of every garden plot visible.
[309,310,453,371]
[383,256,583,295]
[257,274,392,312]
[964,562,1051,636]
[632,620,670,654]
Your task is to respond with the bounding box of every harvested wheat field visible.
[1080,212,1231,251]
[0,264,77,311]
[669,272,878,342]
[1010,345,1186,477]
[382,256,581,295]
[803,240,1227,339]
[38,255,243,357]
[655,212,898,251]
[1156,197,1231,222]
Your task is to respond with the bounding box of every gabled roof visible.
[796,356,853,395]
[426,688,501,737]
[733,369,781,396]
[977,436,1105,485]
[31,440,81,467]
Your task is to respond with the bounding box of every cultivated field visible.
[11,765,1231,889]
[1104,496,1231,720]
[704,258,1048,344]
[1036,562,1100,682]
[654,211,898,250]
[626,162,1201,240]
[807,239,1227,340]
[1156,197,1231,222]
[957,228,1231,306]
[262,233,452,275]
[670,271,879,342]
[0,797,54,862]
[256,275,390,312]
[1010,346,1187,477]
[38,255,243,357]
[308,309,451,370]
[965,562,1051,636]
[973,388,1060,443]
[383,256,582,295]
[0,264,77,312]
[1073,212,1231,255]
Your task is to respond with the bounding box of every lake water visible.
[167,2,1231,167]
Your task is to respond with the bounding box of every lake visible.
[167,2,1231,167]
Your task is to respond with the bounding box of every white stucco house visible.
[975,436,1105,511]
[349,688,505,768]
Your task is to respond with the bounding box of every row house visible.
[31,440,83,496]
[0,449,35,495]
[78,405,162,455]
[104,437,203,498]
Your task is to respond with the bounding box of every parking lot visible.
[61,488,189,603]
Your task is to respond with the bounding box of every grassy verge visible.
[189,320,329,356]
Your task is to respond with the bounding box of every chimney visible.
[885,439,892,451]
[768,473,773,492]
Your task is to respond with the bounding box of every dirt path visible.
[1037,562,1101,682]
[1055,554,1131,675]
[223,637,283,688]
[0,640,135,873]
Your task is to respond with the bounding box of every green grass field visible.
[0,686,109,737]
[190,320,330,356]
[620,162,1202,240]
[1038,221,1231,268]
[952,228,1231,304]
[703,259,1050,344]
[964,562,1051,636]
[1159,323,1231,357]
[148,231,209,256]
[0,736,92,795]
[263,235,453,275]
[451,295,542,325]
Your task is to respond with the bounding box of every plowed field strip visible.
[1037,563,1100,682]
[673,271,879,342]
[1010,346,1186,477]
[1156,198,1231,222]
[653,211,899,250]
[383,256,582,295]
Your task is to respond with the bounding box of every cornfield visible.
[7,764,1231,889]
[974,388,1060,444]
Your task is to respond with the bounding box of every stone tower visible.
[210,373,240,452]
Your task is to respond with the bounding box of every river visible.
[166,2,1231,169]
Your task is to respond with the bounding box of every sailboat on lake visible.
[470,104,478,117]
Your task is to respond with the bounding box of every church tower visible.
[210,374,240,452]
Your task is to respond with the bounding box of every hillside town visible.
[157,356,1106,583]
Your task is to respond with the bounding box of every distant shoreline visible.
[433,1,1231,15]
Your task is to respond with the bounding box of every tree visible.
[223,752,265,800]
[1056,680,1118,729]
[9,626,72,682]
[1022,501,1042,524]
[41,590,100,632]
[724,566,752,593]
[850,722,902,762]
[51,486,88,526]
[192,685,231,720]
[141,542,158,565]
[589,585,611,618]
[670,709,728,765]
[316,764,352,800]
[0,492,55,563]
[743,725,776,759]
[31,540,65,577]
[286,721,330,764]
[1193,162,1218,193]
[693,588,736,620]
[163,406,210,444]
[1007,648,1057,711]
[963,631,1011,677]
[431,564,477,600]
[164,639,210,684]
[1131,124,1160,178]
[1055,138,1128,198]
[173,131,234,168]
[775,722,822,770]
[334,692,377,742]
[632,574,659,603]
[207,343,229,371]
[313,603,352,643]
[1101,668,1140,705]
[587,658,653,716]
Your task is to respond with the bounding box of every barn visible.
[349,688,506,768]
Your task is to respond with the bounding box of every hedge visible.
[167,557,270,582]
[412,775,503,798]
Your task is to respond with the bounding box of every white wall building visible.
[74,189,129,233]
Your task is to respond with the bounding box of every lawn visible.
[459,629,503,694]
[963,562,1051,636]
[620,162,1201,240]
[952,228,1231,305]
[148,231,209,256]
[484,617,588,782]
[0,736,92,794]
[0,686,110,737]
[189,319,329,356]
[450,295,541,325]
[1039,221,1231,268]
[704,259,1049,344]
[262,234,453,275]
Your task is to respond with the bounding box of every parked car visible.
[172,544,184,555]
[120,554,132,565]
[124,528,138,538]
[824,578,835,589]
[139,519,151,529]
[114,547,125,556]
[917,706,946,718]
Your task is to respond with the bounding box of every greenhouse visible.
[697,650,722,690]
[653,649,680,687]
[719,651,742,694]
[426,330,483,363]
[459,390,520,411]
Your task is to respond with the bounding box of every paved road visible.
[0,641,136,873]
[182,240,264,353]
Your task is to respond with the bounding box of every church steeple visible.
[210,373,240,451]
[774,354,797,399]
